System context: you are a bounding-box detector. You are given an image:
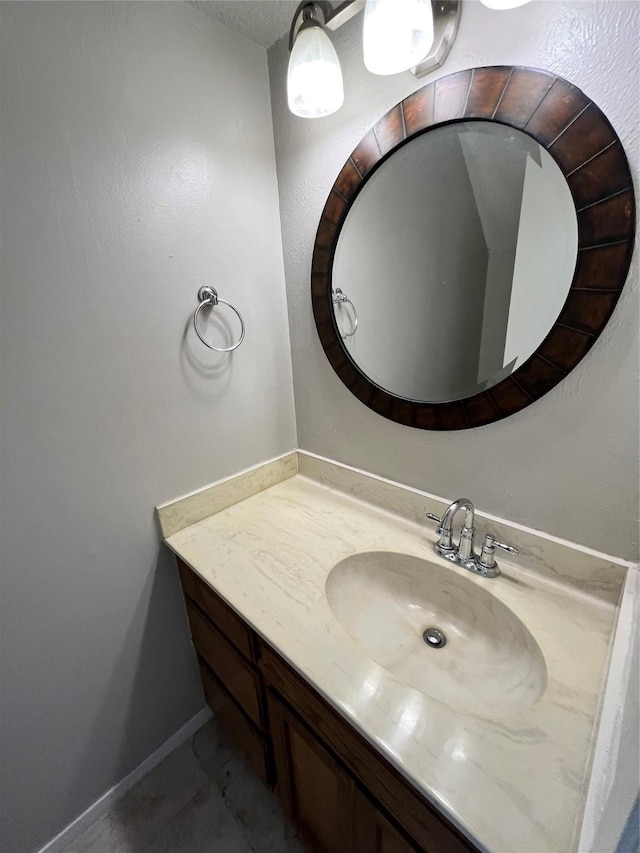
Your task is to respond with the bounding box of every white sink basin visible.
[326,550,547,716]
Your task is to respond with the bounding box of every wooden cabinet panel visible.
[268,689,357,853]
[269,688,420,853]
[178,559,254,661]
[373,813,420,853]
[199,660,271,787]
[354,795,420,853]
[186,601,263,727]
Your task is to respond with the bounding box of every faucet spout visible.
[438,497,476,560]
[439,497,475,535]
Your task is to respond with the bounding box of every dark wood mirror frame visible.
[311,66,635,430]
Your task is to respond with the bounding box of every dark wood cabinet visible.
[199,658,271,786]
[354,800,421,853]
[177,558,478,853]
[268,691,357,852]
[186,602,263,726]
[267,688,419,853]
[178,560,271,787]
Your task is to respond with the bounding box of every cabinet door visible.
[354,796,421,853]
[268,689,420,853]
[260,642,475,853]
[268,689,357,853]
[372,814,420,853]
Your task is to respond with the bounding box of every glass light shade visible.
[287,24,344,118]
[363,0,434,76]
[479,0,532,8]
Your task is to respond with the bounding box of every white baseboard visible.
[37,706,212,853]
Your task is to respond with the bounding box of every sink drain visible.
[423,627,447,649]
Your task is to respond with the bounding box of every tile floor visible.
[62,717,309,853]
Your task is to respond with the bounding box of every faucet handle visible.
[425,511,447,536]
[478,534,518,568]
[425,512,455,553]
[486,535,519,555]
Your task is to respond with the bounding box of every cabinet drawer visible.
[186,602,263,728]
[199,659,271,787]
[178,559,253,661]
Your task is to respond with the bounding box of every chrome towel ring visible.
[332,288,358,339]
[193,286,245,352]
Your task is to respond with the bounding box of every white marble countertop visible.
[161,460,625,853]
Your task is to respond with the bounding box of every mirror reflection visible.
[332,121,578,403]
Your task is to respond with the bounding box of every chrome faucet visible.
[426,498,518,578]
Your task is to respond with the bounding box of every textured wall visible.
[268,0,639,560]
[0,3,295,852]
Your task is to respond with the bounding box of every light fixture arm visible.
[289,1,365,51]
[288,1,459,79]
[323,0,366,32]
[413,1,461,78]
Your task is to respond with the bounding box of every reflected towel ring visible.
[193,286,245,352]
[332,288,358,339]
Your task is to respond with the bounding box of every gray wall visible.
[0,4,296,852]
[268,0,639,561]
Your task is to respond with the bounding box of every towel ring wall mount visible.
[332,288,358,339]
[193,286,245,352]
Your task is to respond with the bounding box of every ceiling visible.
[189,1,301,48]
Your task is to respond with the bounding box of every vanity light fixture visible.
[362,0,434,76]
[287,3,344,117]
[287,0,461,118]
[287,0,535,118]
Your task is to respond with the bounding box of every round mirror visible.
[332,121,578,402]
[312,67,635,430]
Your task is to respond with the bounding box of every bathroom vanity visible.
[157,451,630,853]
[179,557,472,852]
